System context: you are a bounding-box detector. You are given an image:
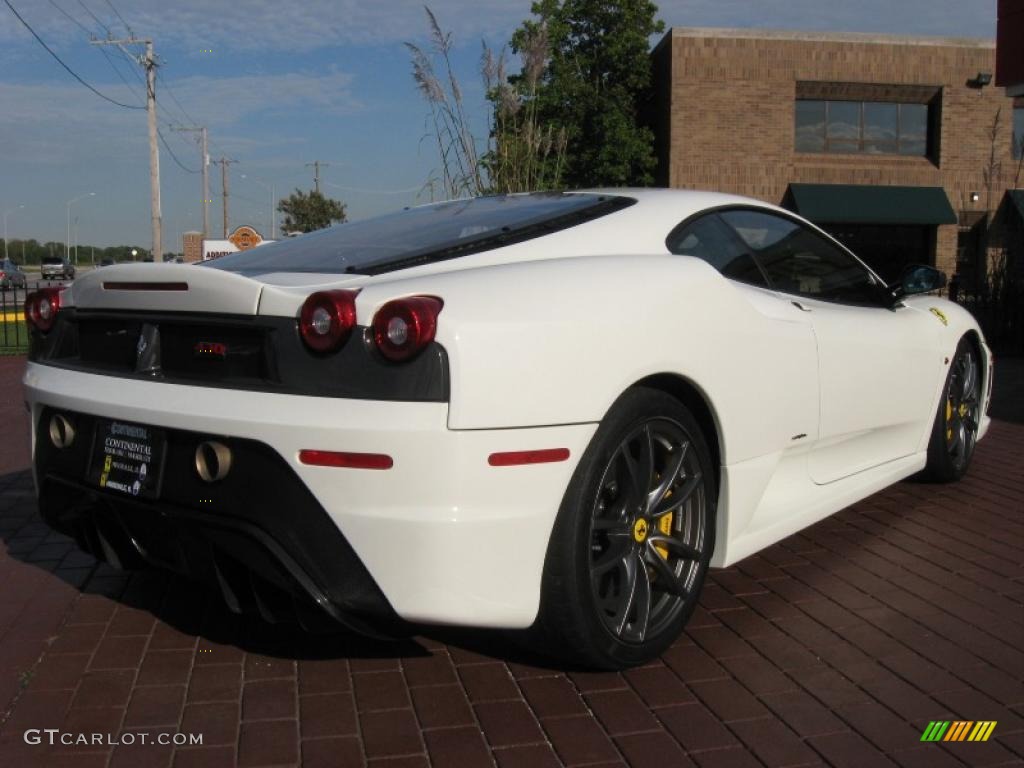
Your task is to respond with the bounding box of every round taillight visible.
[372,296,442,362]
[299,289,358,353]
[25,288,63,333]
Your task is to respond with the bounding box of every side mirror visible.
[892,264,947,299]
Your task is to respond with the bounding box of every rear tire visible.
[535,387,716,670]
[924,337,982,482]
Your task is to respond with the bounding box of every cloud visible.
[161,69,361,126]
[656,0,995,39]
[0,0,997,56]
[0,67,359,126]
[0,67,359,171]
[0,0,530,52]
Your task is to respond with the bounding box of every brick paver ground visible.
[0,355,1021,768]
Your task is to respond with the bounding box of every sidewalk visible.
[0,356,1021,767]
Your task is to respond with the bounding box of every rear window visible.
[206,192,634,276]
[43,257,63,265]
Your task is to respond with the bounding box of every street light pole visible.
[3,205,24,261]
[66,193,95,261]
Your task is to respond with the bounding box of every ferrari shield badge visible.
[929,307,949,326]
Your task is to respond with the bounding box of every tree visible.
[407,8,568,196]
[510,0,665,187]
[277,189,347,233]
[406,8,485,199]
[482,33,568,193]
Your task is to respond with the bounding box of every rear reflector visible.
[103,282,188,291]
[298,449,393,470]
[488,448,570,467]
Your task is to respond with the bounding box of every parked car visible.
[41,256,75,281]
[22,190,993,668]
[0,259,27,290]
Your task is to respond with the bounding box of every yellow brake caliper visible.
[655,488,672,560]
[946,399,954,443]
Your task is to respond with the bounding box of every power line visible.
[47,0,91,34]
[158,127,199,174]
[91,43,201,165]
[156,71,199,127]
[85,33,197,167]
[76,0,110,35]
[111,42,145,84]
[3,0,144,110]
[102,0,132,36]
[324,181,424,195]
[93,36,163,258]
[152,75,232,175]
[95,41,142,100]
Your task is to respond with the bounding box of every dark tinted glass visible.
[207,193,632,276]
[668,213,768,287]
[863,102,898,153]
[899,103,928,155]
[795,100,826,152]
[827,101,861,142]
[720,209,882,305]
[796,99,929,157]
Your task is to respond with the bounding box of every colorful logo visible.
[633,518,648,543]
[921,721,997,742]
[929,307,949,326]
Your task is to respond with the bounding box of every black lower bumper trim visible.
[35,408,403,638]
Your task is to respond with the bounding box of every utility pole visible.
[172,126,210,238]
[241,174,276,240]
[213,158,238,237]
[92,36,162,260]
[306,161,329,194]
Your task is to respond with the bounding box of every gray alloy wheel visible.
[926,337,982,482]
[536,387,715,669]
[945,343,981,472]
[588,418,708,644]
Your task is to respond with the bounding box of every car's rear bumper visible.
[24,362,597,629]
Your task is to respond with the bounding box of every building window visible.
[1014,106,1024,159]
[795,99,929,156]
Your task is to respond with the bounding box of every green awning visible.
[787,183,957,226]
[1009,190,1024,222]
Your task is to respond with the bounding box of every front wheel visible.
[924,337,982,482]
[536,388,716,669]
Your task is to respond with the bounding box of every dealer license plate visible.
[88,418,166,499]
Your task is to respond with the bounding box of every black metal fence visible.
[0,284,31,354]
[953,284,1024,356]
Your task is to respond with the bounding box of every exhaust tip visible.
[48,414,76,449]
[195,441,232,483]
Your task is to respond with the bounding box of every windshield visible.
[206,192,634,276]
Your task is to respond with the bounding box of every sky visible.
[0,0,999,253]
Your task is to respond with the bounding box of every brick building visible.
[652,28,1023,288]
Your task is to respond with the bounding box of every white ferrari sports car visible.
[23,189,992,668]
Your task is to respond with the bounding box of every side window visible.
[719,209,882,305]
[667,213,768,288]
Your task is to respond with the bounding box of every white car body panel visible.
[25,189,993,628]
[23,361,596,626]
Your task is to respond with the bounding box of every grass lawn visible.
[0,320,29,354]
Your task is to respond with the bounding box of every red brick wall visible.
[656,28,1019,275]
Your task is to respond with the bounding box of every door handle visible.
[791,300,813,312]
